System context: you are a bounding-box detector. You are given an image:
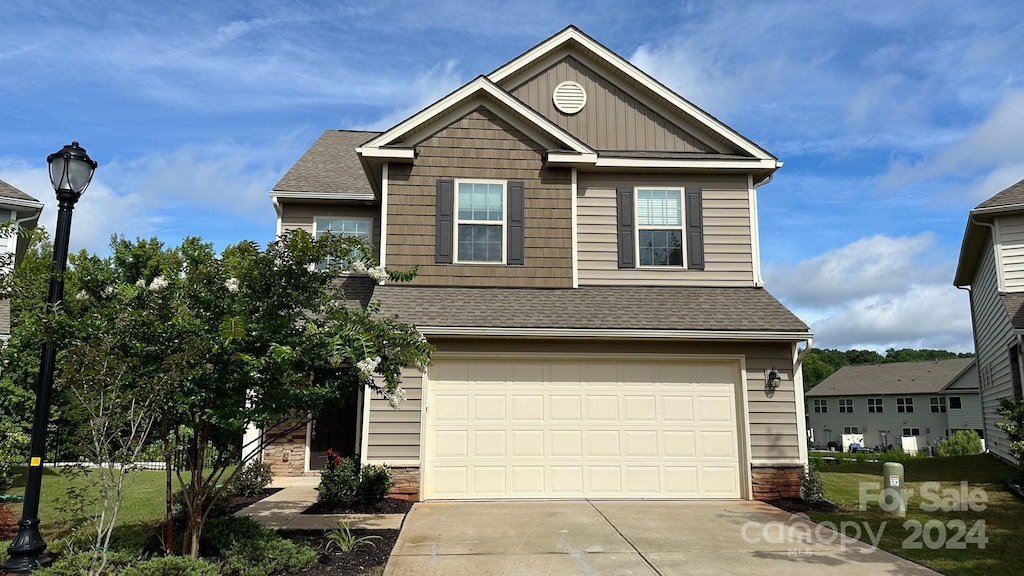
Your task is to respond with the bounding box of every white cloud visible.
[354,59,465,131]
[765,233,947,308]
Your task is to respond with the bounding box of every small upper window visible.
[839,398,854,413]
[636,188,684,267]
[949,396,963,410]
[867,398,883,413]
[456,181,505,263]
[897,397,914,413]
[315,218,371,270]
[930,397,947,413]
[843,426,860,434]
[812,399,827,413]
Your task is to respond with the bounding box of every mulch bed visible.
[0,503,17,540]
[280,529,400,576]
[302,497,414,516]
[766,497,841,514]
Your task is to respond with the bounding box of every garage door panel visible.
[426,358,742,499]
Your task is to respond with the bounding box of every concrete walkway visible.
[235,479,405,531]
[383,500,942,576]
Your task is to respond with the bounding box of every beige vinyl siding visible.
[279,202,382,261]
[411,338,800,462]
[999,214,1024,291]
[971,236,1016,462]
[577,172,756,286]
[386,107,573,287]
[509,55,717,153]
[366,367,423,461]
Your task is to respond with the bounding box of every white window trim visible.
[839,398,853,413]
[634,186,686,268]
[454,178,507,265]
[949,395,963,410]
[867,397,883,413]
[313,216,374,271]
[930,396,947,413]
[843,426,859,434]
[897,397,914,413]
[813,398,827,413]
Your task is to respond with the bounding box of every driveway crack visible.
[587,500,663,576]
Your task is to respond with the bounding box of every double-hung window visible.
[314,217,372,270]
[812,399,827,413]
[636,188,684,266]
[839,398,854,413]
[843,426,859,434]
[867,398,883,413]
[897,397,914,413]
[902,427,920,436]
[930,397,947,413]
[456,180,505,263]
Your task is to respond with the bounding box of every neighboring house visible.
[955,177,1024,464]
[805,359,982,452]
[0,178,44,339]
[263,26,812,502]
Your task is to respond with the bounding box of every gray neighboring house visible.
[805,358,982,451]
[0,178,44,339]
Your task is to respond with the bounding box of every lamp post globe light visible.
[3,142,96,573]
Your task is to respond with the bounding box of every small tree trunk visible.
[163,418,174,555]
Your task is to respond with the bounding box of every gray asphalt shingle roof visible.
[976,177,1024,210]
[806,358,976,397]
[272,130,380,195]
[1000,293,1024,330]
[0,178,40,203]
[368,285,809,333]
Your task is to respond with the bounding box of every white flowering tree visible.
[50,231,431,557]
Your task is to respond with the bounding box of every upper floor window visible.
[930,397,947,413]
[812,399,827,413]
[839,398,853,413]
[949,396,963,410]
[636,188,683,266]
[897,397,914,413]
[314,217,371,270]
[867,398,883,413]
[456,180,505,263]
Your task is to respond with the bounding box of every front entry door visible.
[309,396,359,470]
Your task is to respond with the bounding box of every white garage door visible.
[424,357,744,499]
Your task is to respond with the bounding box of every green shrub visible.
[201,515,314,576]
[938,430,984,457]
[356,464,394,505]
[0,419,29,492]
[35,551,135,576]
[317,449,359,505]
[801,463,826,502]
[225,461,273,498]
[997,398,1024,467]
[120,556,220,576]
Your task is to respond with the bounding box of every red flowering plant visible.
[318,449,359,505]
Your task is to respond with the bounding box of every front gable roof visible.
[806,358,977,397]
[357,26,780,176]
[272,130,380,201]
[0,178,44,211]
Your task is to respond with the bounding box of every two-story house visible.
[805,358,982,452]
[955,177,1024,464]
[263,26,812,502]
[0,178,44,339]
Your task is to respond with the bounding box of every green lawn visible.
[809,455,1022,576]
[2,467,186,552]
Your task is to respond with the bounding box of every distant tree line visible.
[802,348,974,391]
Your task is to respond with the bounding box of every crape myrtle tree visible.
[34,229,431,558]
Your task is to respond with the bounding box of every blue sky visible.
[2,1,1023,352]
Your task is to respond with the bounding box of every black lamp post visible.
[3,142,96,573]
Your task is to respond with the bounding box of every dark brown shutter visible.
[507,181,525,265]
[616,187,635,269]
[686,187,704,270]
[435,179,454,264]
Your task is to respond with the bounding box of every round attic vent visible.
[552,81,587,114]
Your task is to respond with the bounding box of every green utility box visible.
[881,461,906,518]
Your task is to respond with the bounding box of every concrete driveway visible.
[383,500,941,576]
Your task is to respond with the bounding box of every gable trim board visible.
[488,26,775,162]
[417,327,811,341]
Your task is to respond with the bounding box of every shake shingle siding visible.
[385,107,573,287]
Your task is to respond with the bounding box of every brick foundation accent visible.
[388,466,421,501]
[263,419,312,478]
[751,465,804,501]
